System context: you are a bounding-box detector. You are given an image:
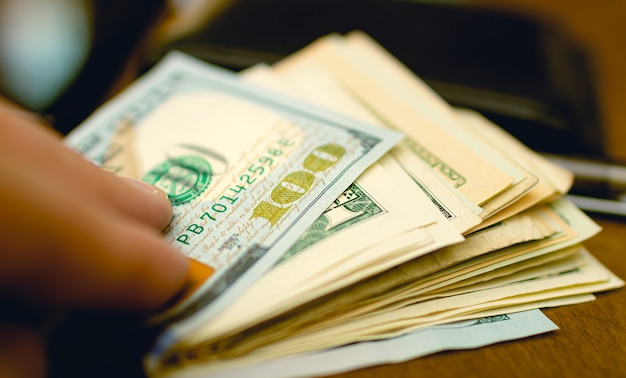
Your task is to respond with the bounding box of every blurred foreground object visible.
[0,0,166,134]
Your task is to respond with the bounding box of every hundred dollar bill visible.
[263,60,482,234]
[157,197,602,371]
[64,52,402,330]
[182,245,619,370]
[273,34,516,208]
[169,309,557,378]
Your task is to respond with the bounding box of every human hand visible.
[0,102,190,377]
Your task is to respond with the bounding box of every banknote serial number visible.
[203,146,292,220]
[175,137,295,245]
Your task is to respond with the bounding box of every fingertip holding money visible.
[125,177,168,197]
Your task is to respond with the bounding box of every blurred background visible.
[472,0,626,162]
[0,0,623,161]
[0,0,623,160]
[1,0,625,201]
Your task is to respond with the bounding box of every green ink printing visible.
[143,155,213,206]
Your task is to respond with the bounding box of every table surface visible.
[325,216,626,378]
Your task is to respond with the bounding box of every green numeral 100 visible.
[251,143,346,226]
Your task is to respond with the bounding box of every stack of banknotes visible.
[65,32,623,378]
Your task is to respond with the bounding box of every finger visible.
[0,173,190,309]
[111,176,175,231]
[66,155,176,231]
[0,325,47,378]
[1,103,174,231]
[0,106,190,310]
[39,217,191,310]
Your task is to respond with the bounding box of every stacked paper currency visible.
[65,32,623,378]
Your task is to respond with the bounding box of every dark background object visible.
[17,0,167,135]
[148,0,604,158]
[2,0,603,165]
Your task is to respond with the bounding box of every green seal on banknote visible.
[143,155,212,206]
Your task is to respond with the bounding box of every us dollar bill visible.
[64,51,402,332]
[277,181,384,263]
[161,309,558,378]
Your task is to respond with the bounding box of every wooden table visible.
[327,216,626,378]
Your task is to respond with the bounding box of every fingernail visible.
[125,178,168,199]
